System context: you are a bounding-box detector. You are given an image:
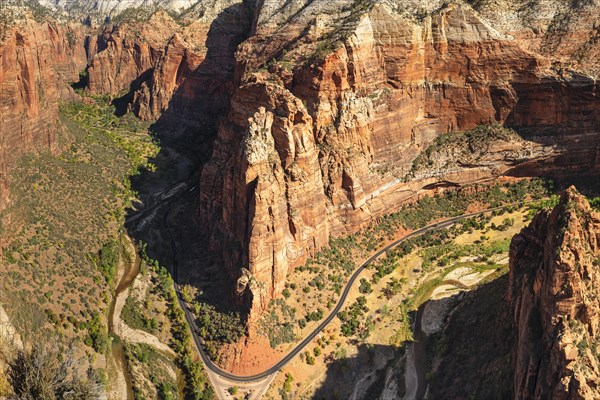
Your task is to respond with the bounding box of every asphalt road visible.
[174,205,512,383]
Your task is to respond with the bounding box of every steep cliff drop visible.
[198,0,600,322]
[0,13,87,209]
[509,187,600,399]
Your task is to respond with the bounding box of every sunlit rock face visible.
[197,1,600,317]
[39,0,195,18]
[509,187,600,400]
[3,0,600,322]
[0,16,87,208]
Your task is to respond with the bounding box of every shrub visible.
[358,278,372,294]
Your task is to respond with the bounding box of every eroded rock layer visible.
[197,1,600,316]
[0,17,87,207]
[509,187,600,399]
[86,5,252,126]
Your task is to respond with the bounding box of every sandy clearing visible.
[107,345,129,400]
[115,321,176,357]
[430,284,462,300]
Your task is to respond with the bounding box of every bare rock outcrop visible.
[509,187,600,399]
[198,1,600,318]
[0,16,87,208]
[86,4,252,125]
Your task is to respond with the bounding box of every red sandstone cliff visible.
[86,6,252,125]
[509,187,600,399]
[0,16,87,208]
[197,1,600,316]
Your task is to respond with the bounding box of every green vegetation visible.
[283,373,293,393]
[124,342,181,400]
[260,179,552,347]
[193,302,245,359]
[358,278,373,294]
[527,194,561,218]
[227,386,238,395]
[121,296,158,333]
[83,311,109,353]
[406,125,521,180]
[304,351,316,365]
[313,346,322,357]
[97,239,120,286]
[60,100,159,171]
[338,296,369,337]
[0,98,159,351]
[139,249,214,400]
[258,301,296,348]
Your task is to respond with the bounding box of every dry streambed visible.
[403,266,493,399]
[107,234,175,400]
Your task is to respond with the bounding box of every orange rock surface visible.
[510,187,600,399]
[0,17,87,208]
[197,2,600,318]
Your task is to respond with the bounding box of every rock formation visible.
[509,187,600,399]
[38,0,195,21]
[86,5,252,127]
[3,0,600,331]
[197,1,600,317]
[0,13,87,208]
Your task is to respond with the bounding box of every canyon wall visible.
[86,3,252,130]
[0,15,87,208]
[509,187,600,399]
[197,1,600,316]
[4,0,600,325]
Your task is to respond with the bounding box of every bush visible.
[306,308,324,322]
[305,352,315,365]
[98,239,119,285]
[358,278,372,294]
[83,311,108,353]
[283,373,293,393]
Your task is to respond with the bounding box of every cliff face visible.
[197,1,600,316]
[0,16,87,208]
[509,188,600,399]
[467,0,600,77]
[86,5,252,126]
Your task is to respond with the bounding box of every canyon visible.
[0,12,87,207]
[197,0,600,318]
[4,1,600,315]
[1,0,600,397]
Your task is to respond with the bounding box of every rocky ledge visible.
[510,187,600,399]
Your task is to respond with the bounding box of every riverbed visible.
[107,233,141,400]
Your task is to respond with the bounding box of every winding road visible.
[173,205,513,384]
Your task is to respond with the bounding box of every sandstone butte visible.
[2,0,600,374]
[509,187,600,400]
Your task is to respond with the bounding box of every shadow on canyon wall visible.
[312,275,514,400]
[121,3,253,316]
[113,1,600,332]
[503,74,600,181]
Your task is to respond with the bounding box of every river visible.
[107,233,141,400]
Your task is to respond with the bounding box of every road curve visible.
[175,206,513,383]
